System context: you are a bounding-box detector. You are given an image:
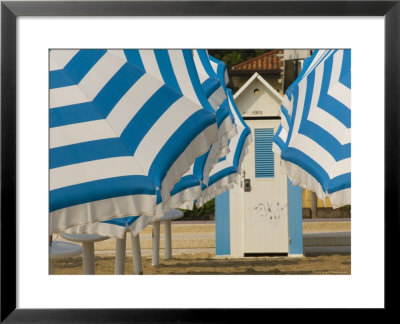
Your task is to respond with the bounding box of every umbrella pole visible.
[152,222,160,266]
[164,221,172,260]
[130,233,143,275]
[82,242,95,275]
[310,192,318,219]
[115,231,126,275]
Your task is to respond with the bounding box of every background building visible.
[229,49,283,95]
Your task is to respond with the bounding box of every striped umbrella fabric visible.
[90,52,238,238]
[194,50,237,161]
[154,53,236,212]
[196,89,252,207]
[273,49,351,208]
[49,49,220,234]
[194,55,251,207]
[161,52,237,213]
[80,53,242,238]
[160,91,249,213]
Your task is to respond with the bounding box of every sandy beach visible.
[53,252,350,275]
[52,219,350,275]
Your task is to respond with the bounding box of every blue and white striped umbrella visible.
[197,89,252,207]
[161,51,237,213]
[95,53,238,237]
[49,49,220,234]
[73,52,243,238]
[115,84,249,239]
[194,50,237,161]
[273,49,351,208]
[159,88,250,213]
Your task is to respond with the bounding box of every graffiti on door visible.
[251,202,287,223]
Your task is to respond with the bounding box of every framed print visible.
[1,0,398,321]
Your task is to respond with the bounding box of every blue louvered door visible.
[255,128,275,178]
[242,120,289,254]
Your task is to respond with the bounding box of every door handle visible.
[244,178,251,192]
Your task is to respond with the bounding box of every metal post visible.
[164,221,172,260]
[131,233,143,275]
[114,232,126,275]
[152,222,160,266]
[82,242,95,274]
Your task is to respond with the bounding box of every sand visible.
[53,252,350,275]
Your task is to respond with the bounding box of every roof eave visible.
[229,70,281,76]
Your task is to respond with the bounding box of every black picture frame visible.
[1,0,398,322]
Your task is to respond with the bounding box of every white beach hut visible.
[215,73,303,257]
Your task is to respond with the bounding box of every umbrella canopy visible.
[159,87,251,212]
[161,54,252,211]
[160,52,238,212]
[49,49,220,234]
[196,89,252,207]
[70,53,244,239]
[193,50,237,160]
[273,49,351,208]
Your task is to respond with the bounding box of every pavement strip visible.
[54,219,351,256]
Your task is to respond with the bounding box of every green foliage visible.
[208,49,270,69]
[179,199,215,220]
